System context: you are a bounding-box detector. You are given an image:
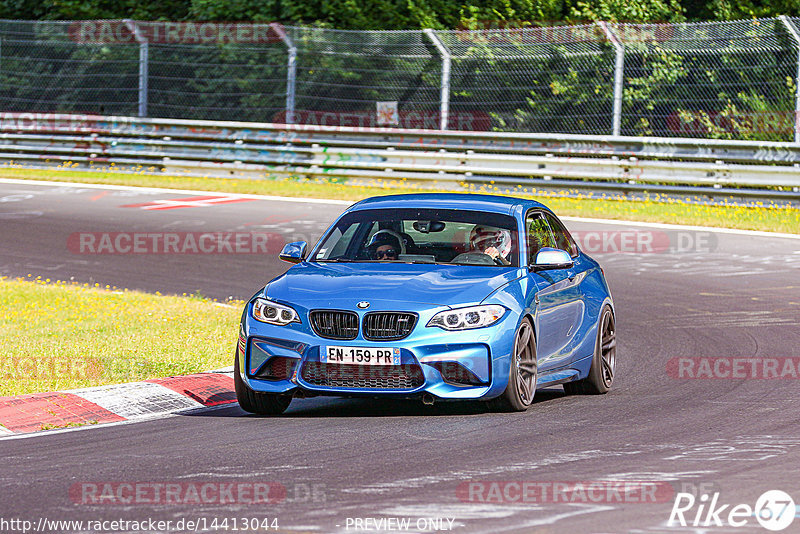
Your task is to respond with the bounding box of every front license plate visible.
[323,346,401,366]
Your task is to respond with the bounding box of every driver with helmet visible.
[468,225,512,265]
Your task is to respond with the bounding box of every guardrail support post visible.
[124,20,148,118]
[424,29,451,131]
[598,22,624,137]
[271,23,297,125]
[780,16,800,143]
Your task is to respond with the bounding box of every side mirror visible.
[279,241,307,264]
[532,247,574,271]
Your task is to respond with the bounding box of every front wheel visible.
[489,317,537,412]
[564,306,616,395]
[234,352,292,415]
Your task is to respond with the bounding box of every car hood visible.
[264,262,523,309]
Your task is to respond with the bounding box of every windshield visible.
[313,208,519,267]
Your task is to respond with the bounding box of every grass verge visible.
[0,276,242,397]
[0,166,798,233]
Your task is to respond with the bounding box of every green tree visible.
[568,0,685,23]
[0,0,191,20]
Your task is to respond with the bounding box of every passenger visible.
[367,230,405,261]
[469,225,512,265]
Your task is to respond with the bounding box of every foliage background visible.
[3,0,797,27]
[1,1,799,141]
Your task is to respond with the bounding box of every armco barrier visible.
[0,113,799,198]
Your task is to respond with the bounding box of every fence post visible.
[271,23,297,125]
[424,29,451,131]
[598,22,624,136]
[124,20,148,118]
[779,16,800,143]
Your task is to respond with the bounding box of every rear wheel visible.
[234,352,292,415]
[489,317,537,412]
[564,306,616,395]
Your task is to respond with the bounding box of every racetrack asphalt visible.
[1,179,799,533]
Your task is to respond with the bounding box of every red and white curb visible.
[0,367,236,436]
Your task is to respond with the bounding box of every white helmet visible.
[470,225,512,258]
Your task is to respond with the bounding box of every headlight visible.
[427,305,506,330]
[252,298,300,326]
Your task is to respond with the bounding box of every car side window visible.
[526,212,556,263]
[544,213,579,258]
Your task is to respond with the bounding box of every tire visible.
[234,352,292,415]
[489,317,537,412]
[564,306,616,395]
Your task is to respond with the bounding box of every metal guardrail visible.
[0,113,799,199]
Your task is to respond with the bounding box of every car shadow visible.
[183,387,568,419]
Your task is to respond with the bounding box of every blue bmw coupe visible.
[235,193,616,414]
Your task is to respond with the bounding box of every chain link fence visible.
[439,24,617,135]
[2,18,800,141]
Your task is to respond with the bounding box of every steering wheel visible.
[451,251,496,265]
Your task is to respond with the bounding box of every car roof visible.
[348,193,550,216]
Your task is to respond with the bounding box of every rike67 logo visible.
[669,490,796,531]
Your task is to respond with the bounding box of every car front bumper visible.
[238,309,519,401]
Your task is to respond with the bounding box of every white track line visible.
[560,216,800,240]
[0,177,796,239]
[0,177,353,205]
